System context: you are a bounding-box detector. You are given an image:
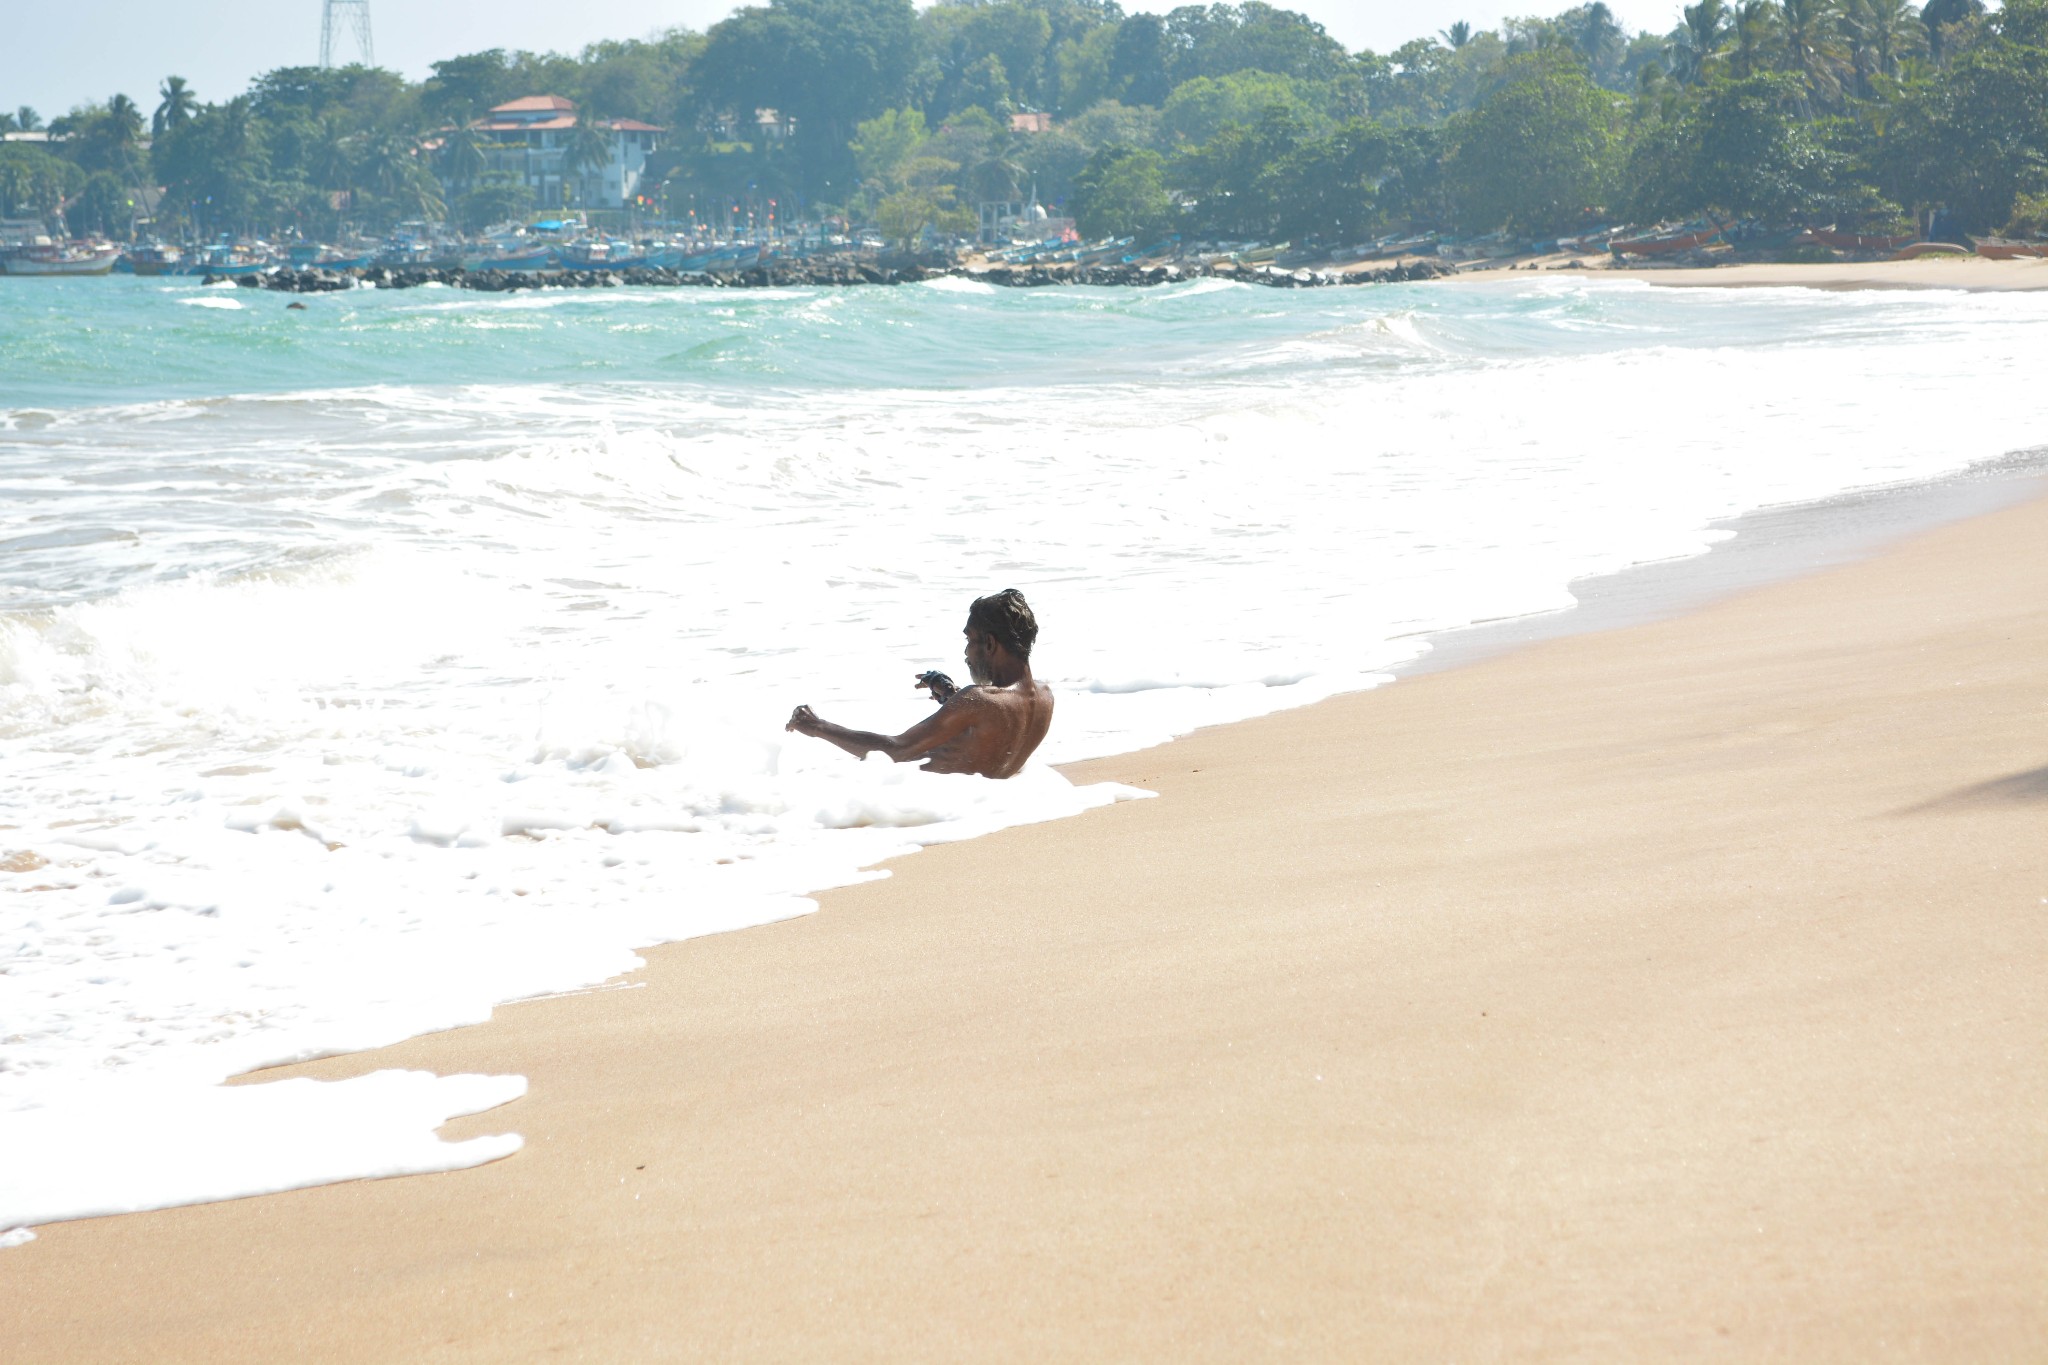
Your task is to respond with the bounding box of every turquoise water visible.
[0,271,1999,410]
[2,270,2044,1237]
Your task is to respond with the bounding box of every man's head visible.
[964,588,1037,684]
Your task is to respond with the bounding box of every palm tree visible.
[1779,0,1849,107]
[1440,20,1474,48]
[153,77,198,138]
[353,130,444,223]
[1843,0,1925,88]
[966,150,1028,205]
[439,124,489,193]
[1572,2,1627,74]
[1674,0,1730,82]
[1920,0,1984,64]
[107,94,144,143]
[565,115,614,206]
[17,106,43,131]
[1730,0,1781,76]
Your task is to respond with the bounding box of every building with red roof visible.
[450,96,663,210]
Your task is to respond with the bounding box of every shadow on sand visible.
[1900,764,2048,814]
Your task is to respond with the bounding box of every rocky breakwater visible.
[214,255,1456,294]
[975,259,1453,288]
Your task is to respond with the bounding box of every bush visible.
[2003,192,2048,236]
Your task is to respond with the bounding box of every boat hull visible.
[1972,238,2048,260]
[1611,224,1724,257]
[3,246,121,276]
[462,249,556,271]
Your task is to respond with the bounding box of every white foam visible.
[920,273,998,293]
[0,1071,525,1232]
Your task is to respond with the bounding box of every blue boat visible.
[461,246,556,271]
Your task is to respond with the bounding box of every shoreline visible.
[1482,254,2048,292]
[1400,449,2048,678]
[7,464,2046,1356]
[1606,255,2048,291]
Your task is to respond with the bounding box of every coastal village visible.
[5,0,2048,283]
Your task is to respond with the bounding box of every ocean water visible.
[3,273,2044,1237]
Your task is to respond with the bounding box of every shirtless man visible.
[785,589,1053,779]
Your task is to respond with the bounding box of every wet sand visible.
[6,491,2047,1362]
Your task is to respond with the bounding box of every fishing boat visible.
[1,242,122,276]
[1121,235,1180,265]
[1610,220,1726,257]
[1074,236,1137,265]
[1892,241,1971,259]
[126,244,186,275]
[461,244,557,271]
[559,238,644,269]
[677,242,767,273]
[1971,237,2048,260]
[1808,228,1914,253]
[191,243,277,277]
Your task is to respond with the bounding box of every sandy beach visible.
[7,480,2047,1360]
[1576,255,2048,290]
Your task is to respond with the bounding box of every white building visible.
[461,96,661,209]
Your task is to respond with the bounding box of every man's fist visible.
[915,670,958,703]
[787,705,820,734]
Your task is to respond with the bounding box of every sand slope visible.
[7,496,2046,1362]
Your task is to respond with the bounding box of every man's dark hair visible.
[968,588,1038,661]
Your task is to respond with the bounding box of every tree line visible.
[3,0,2045,245]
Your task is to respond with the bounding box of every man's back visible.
[919,680,1054,778]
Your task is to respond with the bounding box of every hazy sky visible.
[3,0,1688,122]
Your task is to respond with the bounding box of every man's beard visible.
[966,657,994,686]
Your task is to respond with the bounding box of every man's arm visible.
[787,695,978,764]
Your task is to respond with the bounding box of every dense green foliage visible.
[10,0,2048,243]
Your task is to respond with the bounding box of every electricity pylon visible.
[320,0,374,67]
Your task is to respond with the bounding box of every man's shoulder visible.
[948,681,1049,711]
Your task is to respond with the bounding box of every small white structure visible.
[460,96,662,209]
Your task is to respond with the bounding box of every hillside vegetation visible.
[4,0,2045,244]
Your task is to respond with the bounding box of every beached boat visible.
[1807,229,1914,253]
[677,243,767,273]
[1121,236,1181,265]
[2,242,122,276]
[1971,237,2048,260]
[1892,241,1971,259]
[1611,221,1726,257]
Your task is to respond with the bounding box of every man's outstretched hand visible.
[915,670,958,704]
[786,704,821,735]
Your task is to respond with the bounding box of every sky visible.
[2,0,1690,124]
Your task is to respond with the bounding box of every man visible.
[785,589,1053,779]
